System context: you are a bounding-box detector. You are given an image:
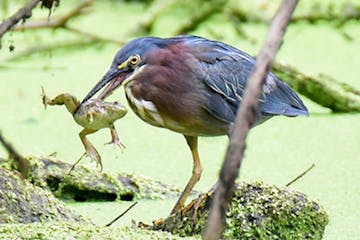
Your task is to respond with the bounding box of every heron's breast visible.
[124,86,165,128]
[124,80,229,136]
[124,85,198,134]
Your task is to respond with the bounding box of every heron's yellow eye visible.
[129,55,140,65]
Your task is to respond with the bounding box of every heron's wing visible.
[183,36,308,122]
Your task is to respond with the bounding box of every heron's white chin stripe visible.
[121,65,146,87]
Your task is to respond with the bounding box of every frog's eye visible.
[129,55,140,65]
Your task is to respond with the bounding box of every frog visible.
[41,87,127,171]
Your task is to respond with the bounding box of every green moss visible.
[0,222,199,240]
[17,156,181,202]
[158,182,329,239]
[0,167,86,224]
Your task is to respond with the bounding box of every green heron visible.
[78,35,308,214]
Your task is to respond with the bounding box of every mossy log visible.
[155,182,329,239]
[272,62,360,112]
[1,157,182,202]
[0,167,86,224]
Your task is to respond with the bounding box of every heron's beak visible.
[78,68,127,108]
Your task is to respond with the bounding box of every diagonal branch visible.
[0,0,40,39]
[0,131,29,178]
[10,0,124,46]
[13,0,93,30]
[203,0,299,239]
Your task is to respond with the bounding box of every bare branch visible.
[13,0,93,30]
[203,0,299,239]
[0,0,40,39]
[65,26,126,45]
[4,39,99,62]
[8,0,124,47]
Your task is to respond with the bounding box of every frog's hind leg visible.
[79,128,103,171]
[105,124,126,150]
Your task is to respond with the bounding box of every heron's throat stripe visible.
[121,65,145,87]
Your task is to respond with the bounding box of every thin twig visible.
[68,152,86,175]
[0,0,40,39]
[4,39,99,62]
[286,164,315,187]
[65,26,125,45]
[105,201,138,227]
[203,0,299,239]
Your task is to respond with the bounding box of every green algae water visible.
[0,0,359,239]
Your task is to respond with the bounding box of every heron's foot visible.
[182,192,212,226]
[151,218,165,230]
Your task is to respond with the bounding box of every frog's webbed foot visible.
[79,128,103,171]
[105,125,126,151]
[85,143,102,169]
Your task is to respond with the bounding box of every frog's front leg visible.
[105,124,126,150]
[41,87,54,108]
[79,128,103,171]
[41,88,79,114]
